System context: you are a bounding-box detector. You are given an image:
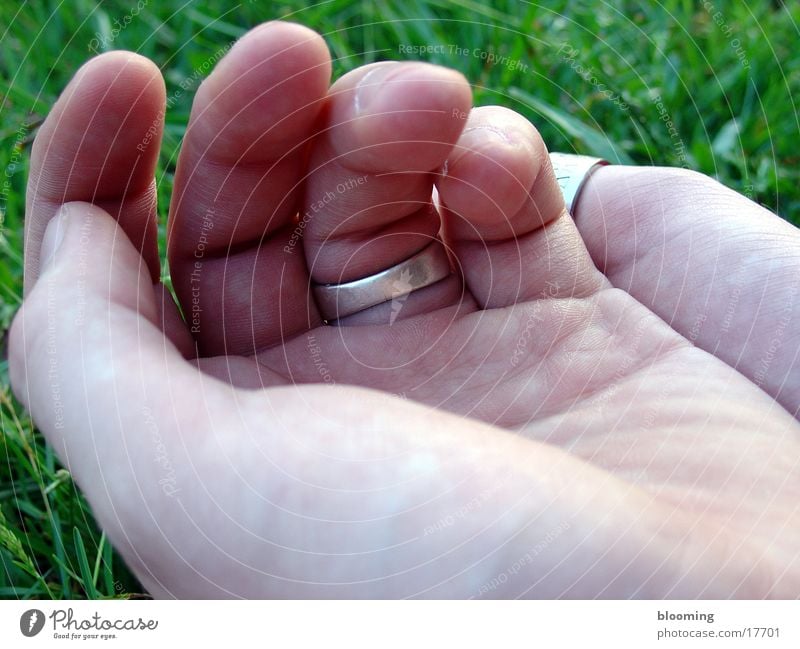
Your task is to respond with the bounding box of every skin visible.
[9,21,800,598]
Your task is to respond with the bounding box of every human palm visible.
[11,22,800,597]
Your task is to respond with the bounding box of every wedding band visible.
[313,154,605,321]
[312,240,451,321]
[549,152,609,214]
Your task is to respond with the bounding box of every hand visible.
[11,21,800,598]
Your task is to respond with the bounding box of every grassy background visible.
[1,0,798,599]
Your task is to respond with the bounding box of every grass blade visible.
[509,87,634,164]
[72,527,98,599]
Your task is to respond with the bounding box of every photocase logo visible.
[20,609,45,637]
[389,268,414,325]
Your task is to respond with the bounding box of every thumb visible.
[10,200,188,407]
[8,201,198,543]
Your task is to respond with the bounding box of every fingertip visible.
[437,127,537,233]
[25,50,165,298]
[235,20,332,60]
[39,201,156,314]
[73,50,166,107]
[192,21,332,160]
[329,62,473,172]
[354,63,470,115]
[13,199,159,406]
[438,106,563,241]
[222,20,332,83]
[31,49,166,200]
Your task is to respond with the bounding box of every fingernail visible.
[40,204,71,270]
[464,124,514,145]
[445,125,514,170]
[354,63,403,114]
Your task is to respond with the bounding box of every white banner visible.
[1,600,797,648]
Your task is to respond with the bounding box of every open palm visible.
[12,22,800,597]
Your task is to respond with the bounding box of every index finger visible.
[25,51,165,292]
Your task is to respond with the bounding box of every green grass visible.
[1,0,798,599]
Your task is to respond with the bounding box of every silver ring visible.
[312,240,451,322]
[549,152,609,214]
